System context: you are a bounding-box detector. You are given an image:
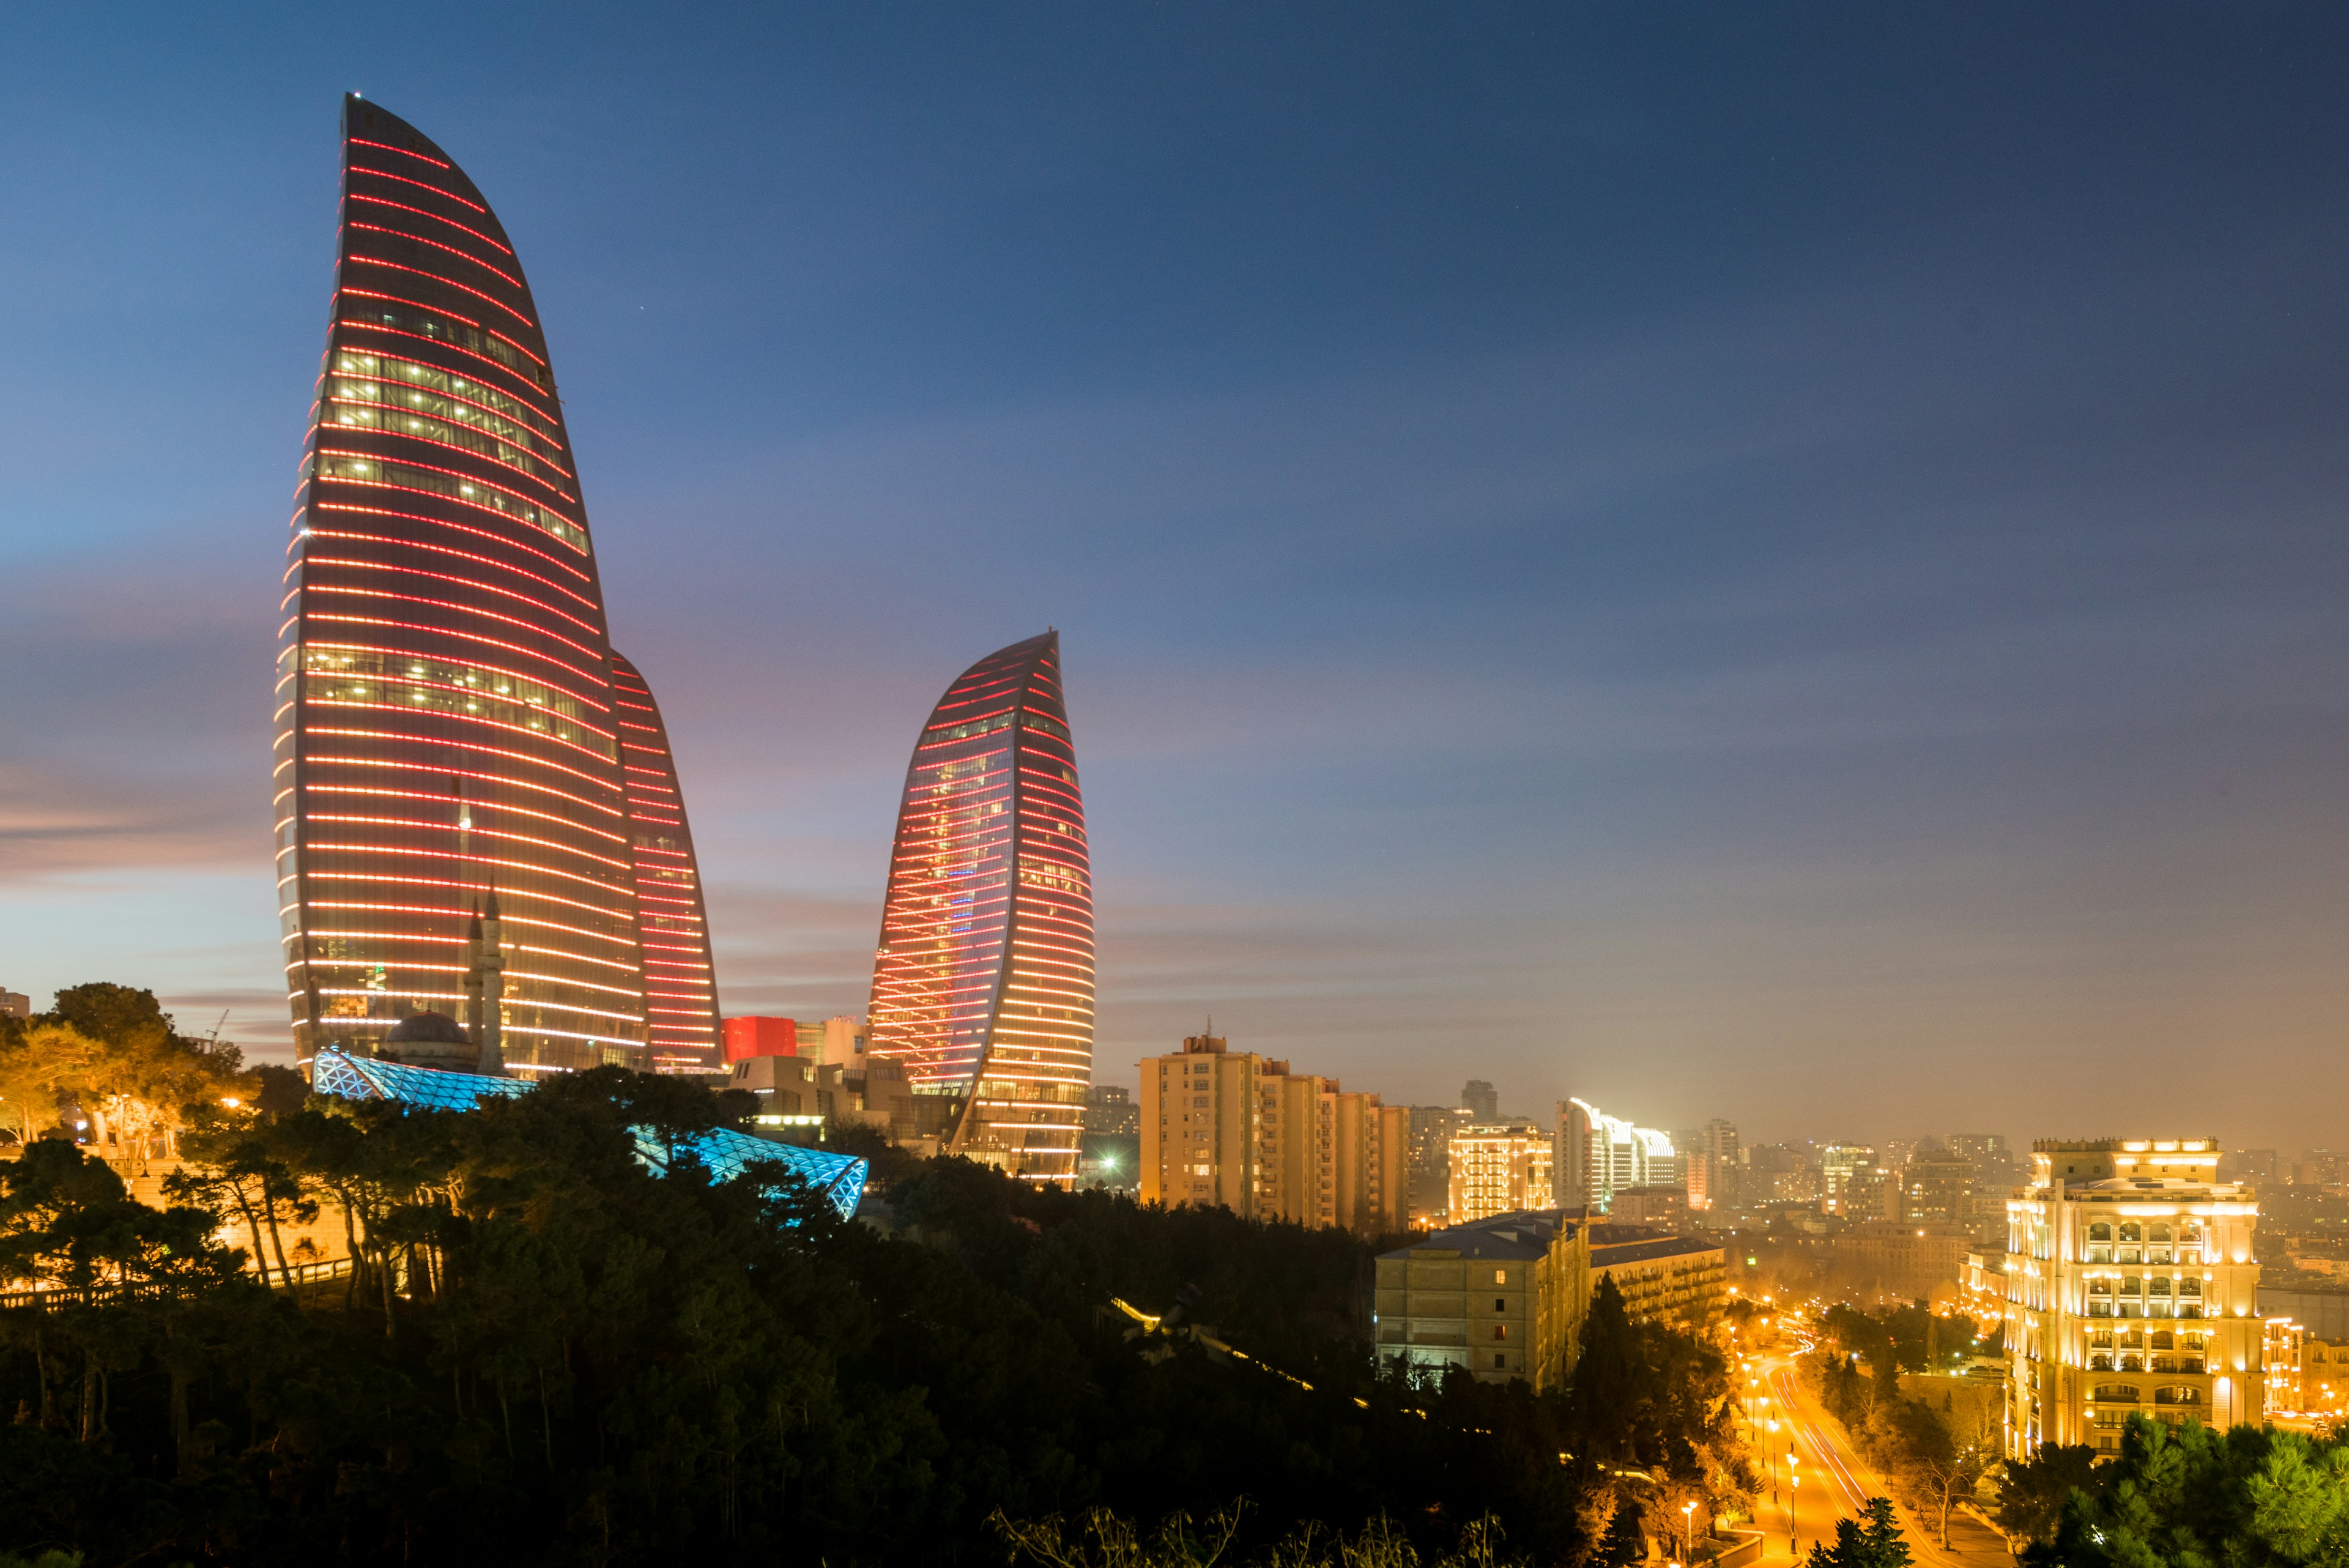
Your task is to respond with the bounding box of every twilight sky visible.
[4,5,2349,1150]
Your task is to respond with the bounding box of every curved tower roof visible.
[278,97,648,1073]
[867,632,1094,1184]
[609,650,722,1072]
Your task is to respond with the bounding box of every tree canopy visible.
[1,1043,1746,1567]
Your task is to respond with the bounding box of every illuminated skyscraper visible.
[278,98,669,1074]
[609,652,722,1072]
[867,632,1093,1183]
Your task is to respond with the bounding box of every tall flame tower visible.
[867,633,1094,1183]
[278,98,714,1074]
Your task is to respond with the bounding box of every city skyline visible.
[9,9,2349,1144]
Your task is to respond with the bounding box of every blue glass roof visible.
[311,1049,867,1219]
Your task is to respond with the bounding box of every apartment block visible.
[1138,1032,1404,1235]
[1375,1210,1590,1389]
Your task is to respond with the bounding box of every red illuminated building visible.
[724,1017,800,1063]
[278,98,718,1074]
[866,631,1094,1183]
[609,653,722,1071]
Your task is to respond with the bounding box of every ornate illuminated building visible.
[866,632,1093,1183]
[2003,1138,2263,1458]
[609,653,722,1071]
[278,98,716,1075]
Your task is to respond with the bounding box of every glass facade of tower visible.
[278,98,651,1074]
[609,652,722,1072]
[867,632,1094,1183]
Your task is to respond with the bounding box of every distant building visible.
[2266,1318,2307,1414]
[1374,1210,1590,1389]
[1557,1098,1679,1212]
[1962,1247,2009,1331]
[1460,1079,1499,1120]
[1748,1142,1819,1204]
[1085,1083,1140,1136]
[2222,1148,2279,1183]
[1835,1221,1971,1302]
[2299,1336,2349,1422]
[1408,1106,1474,1225]
[1899,1150,1976,1229]
[818,1015,867,1066]
[1685,1118,1740,1211]
[729,1055,823,1121]
[1609,1184,1691,1230]
[1138,1033,1403,1235]
[1820,1145,1879,1215]
[1449,1123,1554,1224]
[0,987,28,1021]
[2005,1137,2263,1459]
[724,1016,800,1063]
[1948,1132,2015,1181]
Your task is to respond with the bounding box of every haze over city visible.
[7,4,2349,1147]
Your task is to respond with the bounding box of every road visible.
[1741,1353,2013,1568]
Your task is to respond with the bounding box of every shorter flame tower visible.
[867,632,1094,1184]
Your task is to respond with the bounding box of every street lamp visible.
[1682,1500,1696,1562]
[1790,1473,1800,1555]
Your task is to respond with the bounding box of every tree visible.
[1806,1499,1912,1568]
[1866,1397,1984,1548]
[1992,1442,2098,1548]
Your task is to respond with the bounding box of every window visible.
[1494,1269,1507,1285]
[2153,1386,2202,1406]
[1495,1298,1507,1312]
[1494,1353,1506,1369]
[2091,1383,2140,1404]
[2089,1223,2113,1242]
[1493,1325,1507,1340]
[2119,1224,2142,1243]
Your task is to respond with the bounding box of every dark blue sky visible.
[6,4,2349,1147]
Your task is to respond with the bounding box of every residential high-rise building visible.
[1086,1083,1139,1136]
[2004,1137,2263,1458]
[1137,1033,1403,1234]
[281,98,721,1074]
[1450,1123,1555,1225]
[607,652,720,1072]
[1820,1144,1880,1214]
[1557,1098,1678,1212]
[1685,1118,1741,1211]
[1461,1079,1499,1120]
[1899,1148,1977,1229]
[866,632,1093,1185]
[1948,1132,2014,1181]
[0,987,28,1022]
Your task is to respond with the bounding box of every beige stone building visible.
[1588,1224,1726,1328]
[1137,1033,1404,1234]
[2003,1137,2263,1458]
[1375,1210,1590,1389]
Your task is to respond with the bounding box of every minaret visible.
[464,900,487,1053]
[478,885,506,1077]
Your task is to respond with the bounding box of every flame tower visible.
[867,632,1094,1183]
[609,652,722,1071]
[278,97,711,1074]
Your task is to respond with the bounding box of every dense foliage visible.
[1802,1304,1999,1547]
[2032,1416,2349,1568]
[1,995,1748,1567]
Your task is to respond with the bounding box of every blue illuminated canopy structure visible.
[311,1048,869,1218]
